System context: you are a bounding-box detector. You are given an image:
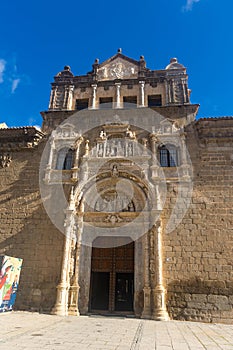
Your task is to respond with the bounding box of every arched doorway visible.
[89,237,134,313]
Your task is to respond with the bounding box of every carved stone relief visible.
[0,153,12,168]
[98,58,138,80]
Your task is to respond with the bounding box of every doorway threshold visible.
[88,311,136,318]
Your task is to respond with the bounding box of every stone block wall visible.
[0,140,64,312]
[163,119,233,323]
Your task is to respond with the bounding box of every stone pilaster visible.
[49,85,57,110]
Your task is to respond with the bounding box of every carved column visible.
[84,140,90,157]
[152,221,169,321]
[72,136,83,181]
[139,81,145,107]
[91,84,97,109]
[44,136,55,183]
[115,83,121,108]
[142,138,147,155]
[180,133,190,179]
[142,231,151,318]
[150,133,161,181]
[52,193,76,316]
[68,213,83,315]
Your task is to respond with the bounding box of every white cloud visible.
[11,78,20,93]
[0,55,29,95]
[0,59,6,83]
[182,0,200,12]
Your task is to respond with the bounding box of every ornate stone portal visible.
[50,121,177,320]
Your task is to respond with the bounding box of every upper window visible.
[148,95,162,107]
[159,145,178,167]
[56,148,74,170]
[123,96,137,107]
[75,98,89,110]
[99,97,113,108]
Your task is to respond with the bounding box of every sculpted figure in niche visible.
[97,143,104,157]
[112,164,119,177]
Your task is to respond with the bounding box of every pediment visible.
[97,56,138,81]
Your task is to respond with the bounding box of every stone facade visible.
[0,50,232,323]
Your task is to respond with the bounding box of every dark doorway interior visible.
[89,238,134,313]
[90,272,110,310]
[115,272,134,311]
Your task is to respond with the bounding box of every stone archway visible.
[52,164,170,320]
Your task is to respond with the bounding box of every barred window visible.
[159,145,178,167]
[56,148,74,170]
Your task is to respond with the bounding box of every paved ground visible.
[0,312,233,350]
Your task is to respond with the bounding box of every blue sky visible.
[0,0,232,127]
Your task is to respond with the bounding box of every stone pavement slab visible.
[0,312,232,350]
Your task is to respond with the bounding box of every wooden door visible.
[90,238,134,312]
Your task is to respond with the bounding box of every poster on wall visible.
[0,255,23,313]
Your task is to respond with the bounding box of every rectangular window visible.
[148,95,162,107]
[75,98,89,110]
[160,149,168,167]
[123,96,137,107]
[99,97,113,108]
[169,149,177,167]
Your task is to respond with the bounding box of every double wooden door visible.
[90,239,134,313]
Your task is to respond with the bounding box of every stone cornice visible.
[0,126,45,151]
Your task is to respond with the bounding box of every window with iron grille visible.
[56,148,74,170]
[159,145,178,167]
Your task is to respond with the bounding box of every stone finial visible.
[165,58,185,70]
[64,65,71,71]
[117,48,122,53]
[139,55,146,69]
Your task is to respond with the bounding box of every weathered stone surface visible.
[0,52,233,323]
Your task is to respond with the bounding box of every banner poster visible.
[0,255,23,312]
